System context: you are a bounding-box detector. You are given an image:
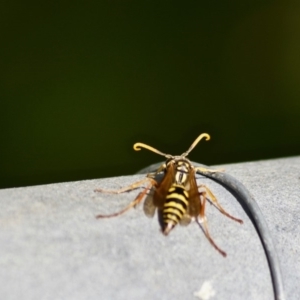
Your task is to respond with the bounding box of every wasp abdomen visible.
[162,185,189,235]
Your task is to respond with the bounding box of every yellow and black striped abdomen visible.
[162,184,189,235]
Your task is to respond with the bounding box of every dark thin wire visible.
[137,162,285,300]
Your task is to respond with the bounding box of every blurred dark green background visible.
[1,1,300,189]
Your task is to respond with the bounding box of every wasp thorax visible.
[174,160,191,185]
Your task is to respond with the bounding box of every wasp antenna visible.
[181,133,210,157]
[133,142,170,158]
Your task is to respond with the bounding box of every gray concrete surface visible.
[0,156,299,300]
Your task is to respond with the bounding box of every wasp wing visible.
[153,162,175,208]
[187,168,202,217]
[189,168,227,256]
[143,187,156,218]
[179,213,192,226]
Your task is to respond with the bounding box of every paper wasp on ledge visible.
[94,133,243,257]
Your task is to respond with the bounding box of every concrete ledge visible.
[0,157,299,300]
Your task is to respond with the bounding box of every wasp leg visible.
[94,177,156,194]
[146,163,166,179]
[194,166,224,173]
[96,180,156,218]
[196,215,227,257]
[198,184,243,224]
[196,193,226,256]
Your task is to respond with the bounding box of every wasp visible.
[95,133,243,256]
